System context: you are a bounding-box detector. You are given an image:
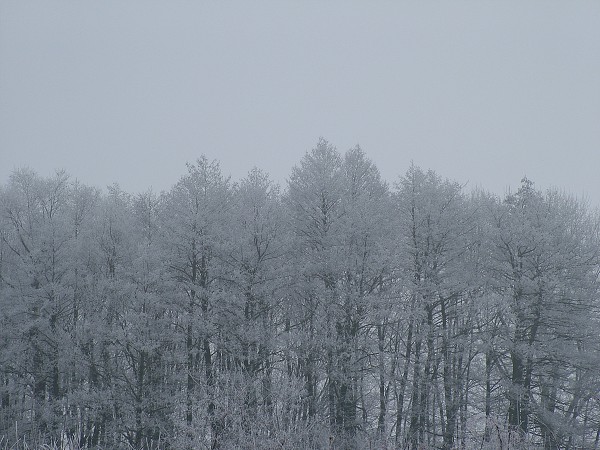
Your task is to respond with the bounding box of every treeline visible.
[1,139,600,450]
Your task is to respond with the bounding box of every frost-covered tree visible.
[212,168,290,445]
[489,179,600,448]
[286,138,346,431]
[285,140,392,447]
[393,165,478,450]
[160,157,232,449]
[0,169,76,441]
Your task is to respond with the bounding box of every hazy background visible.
[1,2,599,204]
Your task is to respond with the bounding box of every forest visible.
[1,140,600,450]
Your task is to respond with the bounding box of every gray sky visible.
[1,1,599,204]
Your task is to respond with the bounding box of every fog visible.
[1,1,599,202]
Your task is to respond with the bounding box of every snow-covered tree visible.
[160,157,232,448]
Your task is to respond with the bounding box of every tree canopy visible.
[1,142,599,450]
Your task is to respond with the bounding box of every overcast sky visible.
[1,2,599,204]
